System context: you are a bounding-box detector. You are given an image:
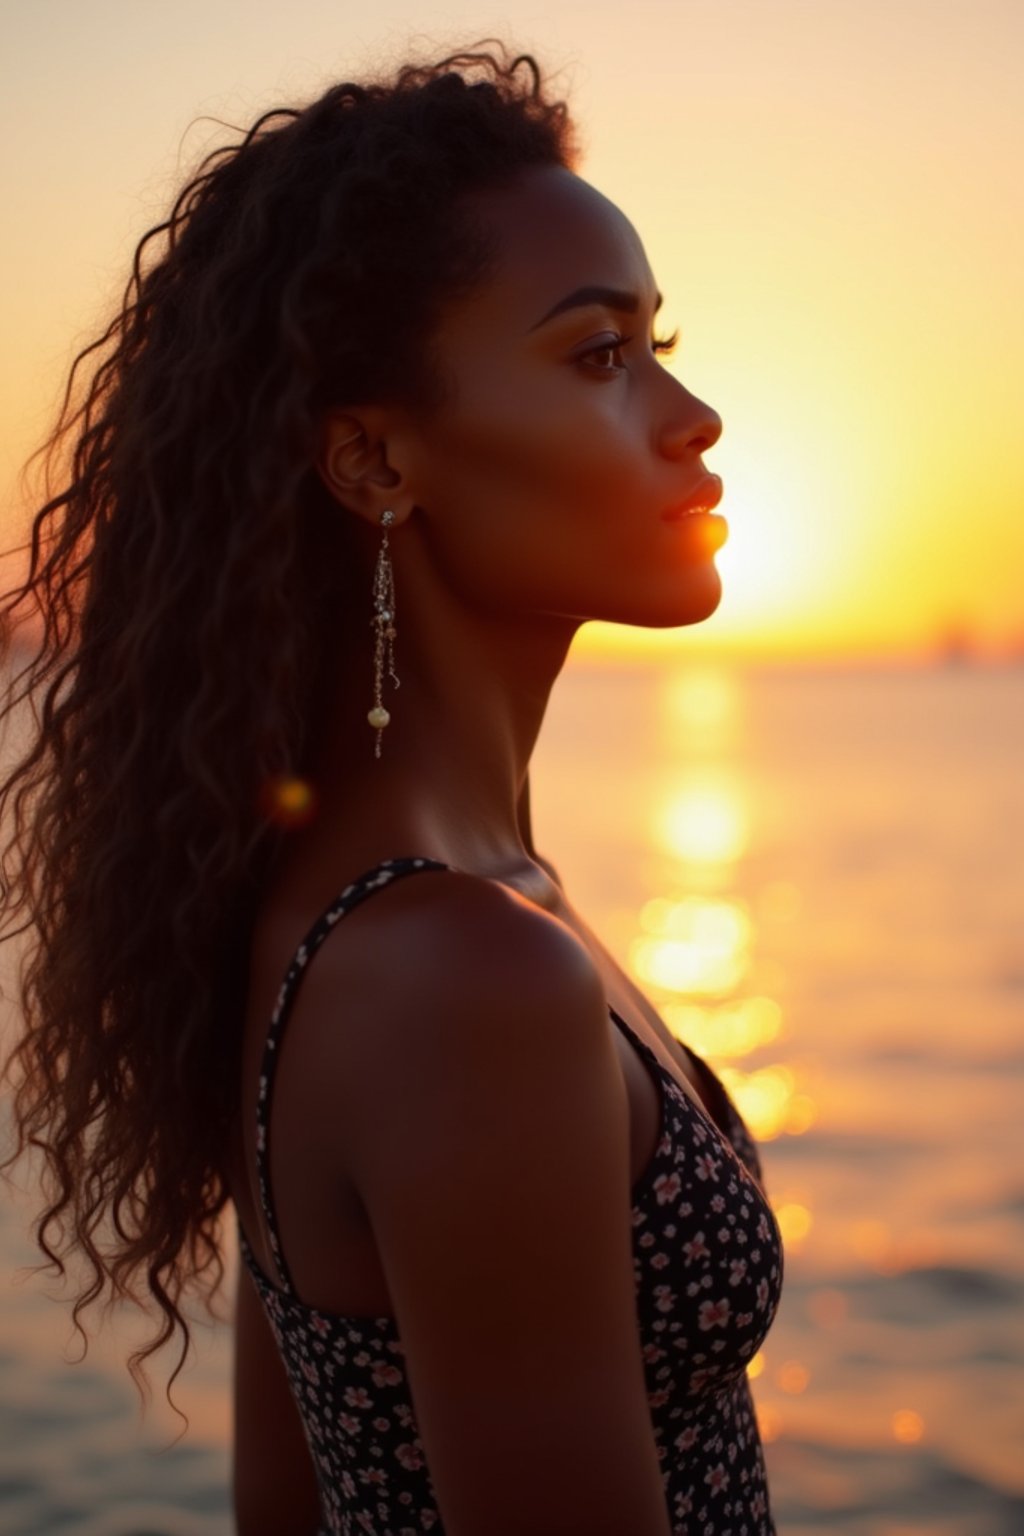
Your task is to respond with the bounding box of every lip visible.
[660,475,724,522]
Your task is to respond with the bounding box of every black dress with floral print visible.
[237,856,784,1535]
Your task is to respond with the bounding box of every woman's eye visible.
[583,339,625,371]
[580,330,680,373]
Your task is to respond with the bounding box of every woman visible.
[0,42,783,1536]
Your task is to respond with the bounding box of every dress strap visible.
[253,855,451,1296]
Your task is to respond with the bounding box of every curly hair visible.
[0,39,578,1427]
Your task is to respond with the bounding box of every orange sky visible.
[2,0,1021,662]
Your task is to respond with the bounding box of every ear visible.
[315,407,413,528]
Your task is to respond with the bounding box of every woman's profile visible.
[0,41,783,1536]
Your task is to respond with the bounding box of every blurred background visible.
[1,2,1022,1533]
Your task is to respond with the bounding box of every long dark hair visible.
[0,40,577,1424]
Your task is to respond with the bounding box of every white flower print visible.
[683,1231,710,1264]
[653,1169,682,1204]
[706,1461,730,1495]
[698,1297,732,1331]
[653,1284,677,1313]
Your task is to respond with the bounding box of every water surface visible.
[3,657,1022,1534]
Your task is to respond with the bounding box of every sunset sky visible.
[2,0,1020,663]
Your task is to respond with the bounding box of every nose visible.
[659,381,723,459]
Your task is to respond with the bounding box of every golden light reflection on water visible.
[660,667,743,754]
[625,664,822,1153]
[717,1064,805,1143]
[654,783,751,866]
[661,995,782,1059]
[632,896,752,996]
[773,1203,813,1250]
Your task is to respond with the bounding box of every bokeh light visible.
[892,1409,926,1445]
[258,774,318,830]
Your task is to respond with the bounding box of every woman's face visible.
[400,163,727,631]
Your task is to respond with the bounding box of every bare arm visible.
[232,1253,322,1536]
[324,873,675,1536]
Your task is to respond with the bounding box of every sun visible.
[710,476,815,635]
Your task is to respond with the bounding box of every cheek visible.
[413,366,682,619]
[425,372,644,538]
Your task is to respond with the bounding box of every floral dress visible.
[236,855,784,1534]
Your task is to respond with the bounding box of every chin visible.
[615,561,724,629]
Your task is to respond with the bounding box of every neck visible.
[280,527,583,897]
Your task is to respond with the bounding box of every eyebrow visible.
[529,285,664,331]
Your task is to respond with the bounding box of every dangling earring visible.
[368,508,400,759]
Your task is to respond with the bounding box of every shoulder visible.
[305,862,600,1024]
[287,863,612,1148]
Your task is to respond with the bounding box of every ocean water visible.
[2,657,1022,1535]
